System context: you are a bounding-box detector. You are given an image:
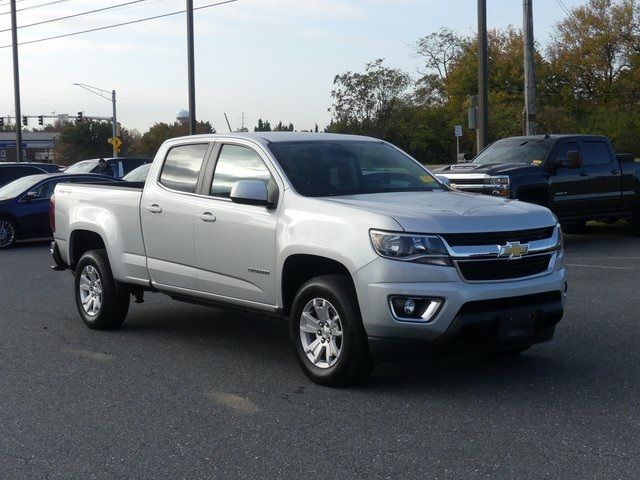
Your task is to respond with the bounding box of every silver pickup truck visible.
[51,133,567,386]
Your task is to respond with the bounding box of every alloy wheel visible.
[299,298,343,369]
[79,265,103,316]
[0,220,15,248]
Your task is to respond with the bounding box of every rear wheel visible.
[0,218,16,249]
[74,249,129,330]
[291,275,372,387]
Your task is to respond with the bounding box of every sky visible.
[0,0,585,134]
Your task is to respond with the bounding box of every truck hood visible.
[323,190,555,233]
[432,162,541,176]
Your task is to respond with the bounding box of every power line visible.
[0,0,149,34]
[554,0,570,16]
[0,0,31,8]
[0,0,70,16]
[0,0,238,49]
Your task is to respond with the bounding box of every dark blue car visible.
[0,173,116,249]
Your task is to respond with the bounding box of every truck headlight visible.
[486,176,510,196]
[369,230,452,266]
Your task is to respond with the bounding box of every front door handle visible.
[197,212,216,223]
[611,170,619,175]
[580,171,590,177]
[145,204,162,214]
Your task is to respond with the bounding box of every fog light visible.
[389,296,444,322]
[403,299,416,315]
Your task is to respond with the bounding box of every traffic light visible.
[38,115,44,126]
[0,117,4,127]
[22,116,28,126]
[76,111,83,122]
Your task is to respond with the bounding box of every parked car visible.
[0,162,62,187]
[0,173,116,248]
[123,162,151,182]
[51,133,566,387]
[64,157,152,178]
[434,135,640,233]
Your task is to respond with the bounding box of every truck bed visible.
[53,182,150,285]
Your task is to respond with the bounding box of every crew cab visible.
[435,135,640,232]
[51,133,567,386]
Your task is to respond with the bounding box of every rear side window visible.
[582,141,612,166]
[122,160,148,175]
[210,144,272,198]
[159,144,208,193]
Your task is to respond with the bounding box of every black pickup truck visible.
[435,135,640,232]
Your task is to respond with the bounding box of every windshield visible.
[268,140,440,197]
[473,138,551,165]
[0,175,47,200]
[123,163,151,182]
[65,160,98,174]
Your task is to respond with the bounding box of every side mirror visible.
[435,175,452,188]
[22,190,40,201]
[566,150,582,169]
[230,180,270,207]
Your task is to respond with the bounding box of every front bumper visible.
[353,257,567,361]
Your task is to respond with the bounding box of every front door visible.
[194,142,280,306]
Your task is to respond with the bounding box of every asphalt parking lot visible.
[1,224,639,479]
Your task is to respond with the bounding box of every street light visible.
[73,83,119,157]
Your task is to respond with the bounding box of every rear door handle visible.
[197,212,216,223]
[145,204,162,214]
[580,171,590,177]
[611,170,619,175]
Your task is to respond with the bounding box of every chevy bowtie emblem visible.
[498,241,529,259]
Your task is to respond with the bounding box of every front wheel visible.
[74,249,129,330]
[291,275,372,387]
[0,218,16,249]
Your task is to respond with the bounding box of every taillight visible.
[49,194,56,233]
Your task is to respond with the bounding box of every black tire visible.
[561,221,586,234]
[74,249,129,330]
[0,218,17,249]
[290,274,372,387]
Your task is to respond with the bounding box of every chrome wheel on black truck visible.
[291,275,372,387]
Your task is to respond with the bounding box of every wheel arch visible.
[281,254,355,317]
[69,229,107,269]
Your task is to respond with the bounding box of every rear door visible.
[193,141,281,305]
[140,143,211,290]
[577,140,622,211]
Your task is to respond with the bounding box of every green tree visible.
[134,120,215,156]
[54,120,113,165]
[254,119,272,132]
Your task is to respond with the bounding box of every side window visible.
[32,180,59,199]
[551,142,579,167]
[159,144,208,193]
[210,144,272,198]
[582,141,612,166]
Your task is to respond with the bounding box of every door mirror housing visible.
[554,150,582,170]
[566,150,582,169]
[22,190,40,202]
[230,180,270,207]
[435,175,452,188]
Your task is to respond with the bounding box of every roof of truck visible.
[167,132,379,144]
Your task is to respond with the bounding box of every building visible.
[0,132,58,163]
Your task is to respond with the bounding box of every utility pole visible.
[73,83,119,157]
[10,0,23,162]
[477,0,489,152]
[186,0,196,135]
[523,0,537,135]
